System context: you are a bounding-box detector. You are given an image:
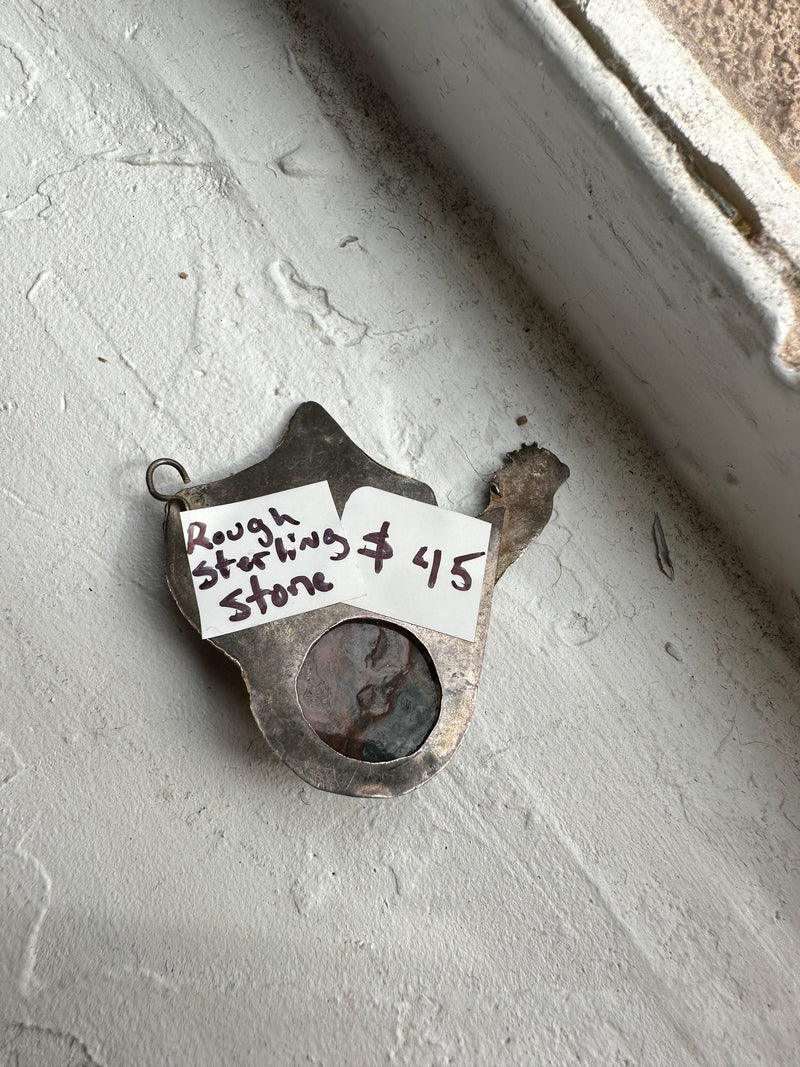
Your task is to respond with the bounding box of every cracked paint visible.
[0,843,51,998]
[0,0,798,1063]
[0,1024,102,1067]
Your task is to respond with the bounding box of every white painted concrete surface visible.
[1,1,799,1064]
[318,0,800,633]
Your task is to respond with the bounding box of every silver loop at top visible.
[146,457,191,510]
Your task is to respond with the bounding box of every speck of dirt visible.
[516,414,528,426]
[178,272,188,279]
[98,357,109,363]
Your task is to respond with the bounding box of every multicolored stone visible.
[297,620,441,762]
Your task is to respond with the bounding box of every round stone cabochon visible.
[297,620,441,763]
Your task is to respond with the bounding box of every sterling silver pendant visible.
[146,402,568,796]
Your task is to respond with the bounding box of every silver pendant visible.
[146,402,568,796]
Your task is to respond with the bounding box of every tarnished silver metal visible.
[480,441,570,581]
[148,402,568,797]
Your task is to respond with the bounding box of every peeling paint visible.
[269,259,367,346]
[1,0,799,1063]
[0,735,24,788]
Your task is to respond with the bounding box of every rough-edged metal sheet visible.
[156,402,567,796]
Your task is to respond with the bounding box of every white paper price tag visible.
[180,481,366,639]
[342,487,491,641]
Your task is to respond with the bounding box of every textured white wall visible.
[315,0,800,632]
[1,1,799,1064]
